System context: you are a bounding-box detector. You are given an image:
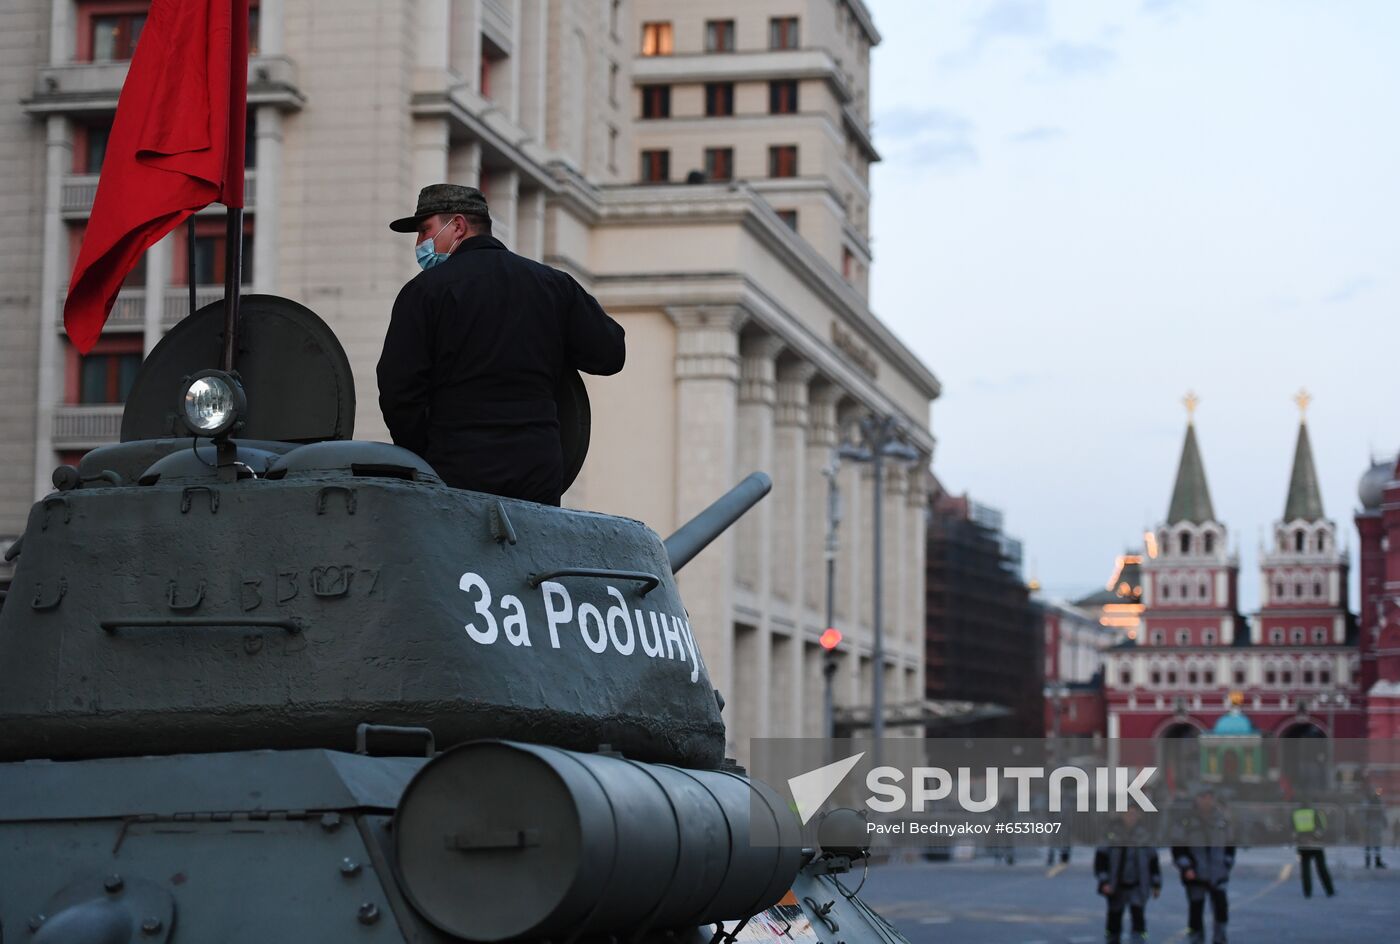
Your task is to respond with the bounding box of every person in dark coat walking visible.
[378,184,625,505]
[1171,786,1234,944]
[1094,805,1161,944]
[1364,787,1388,869]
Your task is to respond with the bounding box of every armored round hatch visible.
[266,441,440,481]
[121,294,355,443]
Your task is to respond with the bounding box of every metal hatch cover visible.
[120,294,356,444]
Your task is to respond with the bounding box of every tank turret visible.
[0,296,903,944]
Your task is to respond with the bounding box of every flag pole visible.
[220,0,249,373]
[187,217,197,321]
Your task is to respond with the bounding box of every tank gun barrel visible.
[664,472,772,574]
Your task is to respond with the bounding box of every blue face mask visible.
[415,219,462,271]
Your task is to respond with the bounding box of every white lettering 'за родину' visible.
[458,571,703,683]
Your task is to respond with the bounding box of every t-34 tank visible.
[0,296,907,944]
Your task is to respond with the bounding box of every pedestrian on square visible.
[1171,785,1234,944]
[1094,805,1161,944]
[1292,796,1336,897]
[1363,787,1388,869]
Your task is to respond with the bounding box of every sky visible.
[866,0,1400,609]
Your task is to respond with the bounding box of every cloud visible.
[940,0,1048,68]
[878,108,979,171]
[1041,41,1116,77]
[1323,276,1375,304]
[1008,125,1066,144]
[1142,0,1197,18]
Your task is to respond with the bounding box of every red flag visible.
[64,0,248,353]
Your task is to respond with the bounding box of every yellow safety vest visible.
[1293,808,1317,834]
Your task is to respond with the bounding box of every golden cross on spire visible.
[1294,388,1312,418]
[1183,390,1200,421]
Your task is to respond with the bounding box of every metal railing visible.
[163,286,226,327]
[51,405,124,447]
[56,288,146,330]
[62,171,257,216]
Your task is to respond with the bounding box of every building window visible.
[1176,629,1190,646]
[641,21,673,56]
[74,121,111,174]
[1203,630,1215,645]
[91,11,146,62]
[1199,582,1209,599]
[1313,581,1323,597]
[641,85,671,119]
[776,209,798,230]
[1281,669,1293,685]
[1179,533,1191,554]
[1270,629,1283,644]
[1166,670,1178,686]
[76,345,141,404]
[1233,668,1246,685]
[769,16,799,50]
[703,147,733,182]
[1150,670,1162,686]
[609,62,619,105]
[1204,532,1215,553]
[1187,670,1199,686]
[705,82,734,117]
[842,248,854,281]
[1319,668,1330,685]
[769,80,799,114]
[705,19,735,52]
[1275,582,1284,598]
[1302,670,1315,685]
[768,145,797,178]
[174,221,254,287]
[1204,669,1215,685]
[1151,630,1164,645]
[1162,584,1171,600]
[1295,529,1305,552]
[640,149,669,183]
[1120,670,1131,686]
[1291,628,1304,645]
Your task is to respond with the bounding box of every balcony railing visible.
[163,286,228,327]
[28,56,303,115]
[52,404,124,448]
[62,171,256,217]
[56,288,146,331]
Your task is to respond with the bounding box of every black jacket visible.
[376,236,625,504]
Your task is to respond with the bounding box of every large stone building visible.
[0,0,938,761]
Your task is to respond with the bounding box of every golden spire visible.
[1294,388,1312,419]
[1183,391,1200,422]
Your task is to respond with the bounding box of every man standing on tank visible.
[378,184,625,505]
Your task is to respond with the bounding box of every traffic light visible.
[820,627,841,678]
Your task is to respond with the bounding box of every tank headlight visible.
[180,370,246,437]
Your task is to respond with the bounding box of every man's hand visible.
[1183,869,1196,881]
[1153,887,1161,899]
[1099,883,1113,896]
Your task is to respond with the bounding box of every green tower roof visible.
[1167,422,1216,524]
[1283,421,1325,522]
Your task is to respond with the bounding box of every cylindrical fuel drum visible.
[392,740,801,941]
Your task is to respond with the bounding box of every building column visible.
[669,305,746,758]
[448,140,483,190]
[734,334,783,752]
[515,187,546,261]
[882,455,908,707]
[251,105,282,294]
[772,360,817,736]
[51,0,76,62]
[906,461,929,717]
[142,233,172,356]
[33,115,71,499]
[412,119,451,195]
[485,168,520,249]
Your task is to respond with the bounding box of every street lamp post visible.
[839,414,920,766]
[820,454,843,755]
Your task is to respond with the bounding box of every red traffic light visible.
[819,628,842,651]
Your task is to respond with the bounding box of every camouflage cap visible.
[389,183,491,233]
